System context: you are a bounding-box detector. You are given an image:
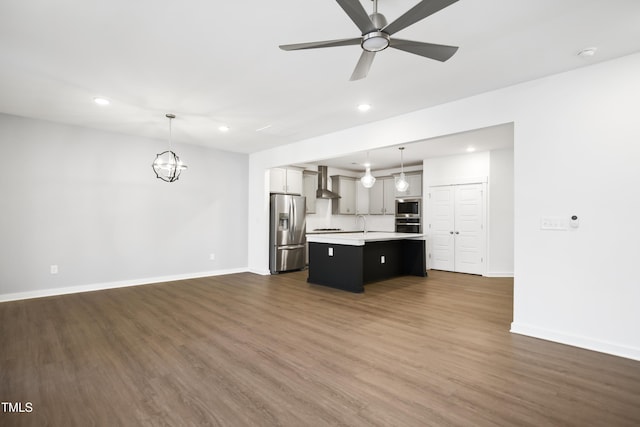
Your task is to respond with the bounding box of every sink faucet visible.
[356,214,367,233]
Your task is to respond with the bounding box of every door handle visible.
[455,231,459,234]
[282,244,305,250]
[449,231,454,234]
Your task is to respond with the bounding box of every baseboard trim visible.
[511,322,640,361]
[485,271,514,278]
[0,267,249,303]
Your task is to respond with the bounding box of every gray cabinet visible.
[356,181,369,215]
[369,176,395,215]
[394,172,423,198]
[269,167,303,195]
[302,171,318,213]
[331,175,356,215]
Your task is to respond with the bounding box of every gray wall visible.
[0,113,248,298]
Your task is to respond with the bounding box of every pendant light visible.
[152,113,187,182]
[395,147,409,193]
[360,152,376,188]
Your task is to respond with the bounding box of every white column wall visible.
[249,52,640,360]
[488,148,515,277]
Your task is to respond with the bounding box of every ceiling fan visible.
[279,0,460,81]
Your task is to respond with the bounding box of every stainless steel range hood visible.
[316,166,340,199]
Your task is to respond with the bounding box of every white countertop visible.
[306,232,426,246]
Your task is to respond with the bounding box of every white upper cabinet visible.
[286,169,303,195]
[331,175,357,215]
[369,176,395,215]
[356,181,370,215]
[303,171,318,213]
[394,172,423,198]
[269,167,303,195]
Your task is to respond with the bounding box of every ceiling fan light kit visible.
[362,31,390,52]
[279,0,460,80]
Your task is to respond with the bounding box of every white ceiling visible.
[1,0,640,165]
[311,122,514,171]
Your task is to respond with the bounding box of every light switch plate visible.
[328,247,333,257]
[540,217,568,230]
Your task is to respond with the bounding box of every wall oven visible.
[395,198,422,233]
[395,217,422,233]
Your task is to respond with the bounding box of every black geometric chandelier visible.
[152,113,187,182]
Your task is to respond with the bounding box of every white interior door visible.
[428,184,485,275]
[430,187,455,271]
[454,184,484,275]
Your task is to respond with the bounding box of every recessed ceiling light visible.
[578,47,597,58]
[219,125,230,132]
[93,97,110,106]
[358,104,371,112]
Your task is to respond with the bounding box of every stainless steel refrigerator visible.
[269,194,306,274]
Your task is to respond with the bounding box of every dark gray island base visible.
[307,233,427,293]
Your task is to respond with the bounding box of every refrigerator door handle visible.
[290,200,295,238]
[279,244,305,250]
[292,197,299,241]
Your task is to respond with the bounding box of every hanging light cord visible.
[166,113,175,151]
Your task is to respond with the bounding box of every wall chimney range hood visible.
[316,166,340,199]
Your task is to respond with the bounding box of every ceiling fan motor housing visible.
[369,12,388,29]
[362,12,390,52]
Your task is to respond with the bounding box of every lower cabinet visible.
[307,240,426,293]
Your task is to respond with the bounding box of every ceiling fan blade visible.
[279,37,361,51]
[336,0,377,34]
[390,38,458,62]
[383,0,459,36]
[350,51,376,81]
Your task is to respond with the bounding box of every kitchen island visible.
[306,232,427,293]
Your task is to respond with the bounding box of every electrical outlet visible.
[50,265,58,275]
[209,253,216,261]
[328,247,334,257]
[380,255,385,264]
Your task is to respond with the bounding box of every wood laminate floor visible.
[1,270,639,426]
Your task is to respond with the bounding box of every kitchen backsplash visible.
[306,198,394,232]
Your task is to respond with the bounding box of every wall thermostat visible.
[570,215,579,228]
